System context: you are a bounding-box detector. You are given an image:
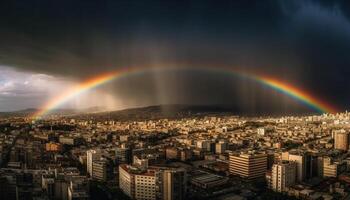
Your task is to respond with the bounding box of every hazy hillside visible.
[73,104,239,121]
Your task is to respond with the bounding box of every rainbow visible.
[255,76,337,114]
[33,71,120,119]
[32,66,338,118]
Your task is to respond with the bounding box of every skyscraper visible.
[282,151,307,182]
[215,141,228,154]
[119,165,134,198]
[271,161,296,192]
[92,159,112,182]
[119,164,156,200]
[86,149,102,177]
[67,176,89,200]
[156,169,187,200]
[116,144,132,164]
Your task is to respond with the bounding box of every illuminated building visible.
[229,152,267,180]
[119,164,156,200]
[334,132,349,151]
[271,161,296,192]
[86,149,102,177]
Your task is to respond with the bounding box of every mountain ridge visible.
[0,104,238,119]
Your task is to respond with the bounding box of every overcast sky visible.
[0,0,350,114]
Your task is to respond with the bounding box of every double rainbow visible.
[32,66,338,119]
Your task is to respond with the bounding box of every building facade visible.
[229,152,267,180]
[156,169,187,200]
[119,164,156,200]
[86,149,102,177]
[271,161,296,192]
[334,132,349,151]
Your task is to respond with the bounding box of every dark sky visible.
[0,0,349,114]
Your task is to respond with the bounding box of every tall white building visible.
[135,173,156,200]
[86,149,102,177]
[119,164,156,200]
[282,151,306,182]
[119,165,134,198]
[271,161,296,192]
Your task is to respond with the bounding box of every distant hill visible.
[0,108,37,117]
[0,106,107,118]
[0,104,319,120]
[73,104,239,121]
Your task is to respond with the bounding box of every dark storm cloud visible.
[0,0,350,113]
[0,0,287,76]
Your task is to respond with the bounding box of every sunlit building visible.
[119,164,156,200]
[323,157,347,178]
[86,149,102,177]
[334,132,349,151]
[229,152,267,180]
[271,161,296,192]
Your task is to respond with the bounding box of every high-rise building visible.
[54,179,69,200]
[323,157,347,178]
[116,145,132,164]
[215,142,227,154]
[92,159,112,182]
[156,169,187,200]
[135,173,156,200]
[86,149,102,177]
[119,165,134,198]
[67,176,89,200]
[229,152,267,180]
[271,161,296,192]
[282,151,307,182]
[119,164,156,200]
[196,140,211,152]
[305,154,319,179]
[317,156,324,177]
[334,132,349,151]
[267,152,276,170]
[41,174,55,198]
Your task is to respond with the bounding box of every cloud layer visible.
[0,0,349,113]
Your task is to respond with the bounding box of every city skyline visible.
[2,2,350,199]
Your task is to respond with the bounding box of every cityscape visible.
[1,109,350,200]
[1,1,350,200]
